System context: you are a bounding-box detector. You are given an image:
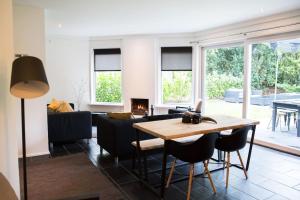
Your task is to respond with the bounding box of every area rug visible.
[20,153,125,200]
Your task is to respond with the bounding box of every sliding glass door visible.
[248,38,300,148]
[201,36,300,153]
[204,45,244,118]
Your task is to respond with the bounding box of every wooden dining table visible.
[133,115,259,199]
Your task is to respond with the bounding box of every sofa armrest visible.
[96,115,152,158]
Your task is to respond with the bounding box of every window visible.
[93,48,122,103]
[161,47,193,104]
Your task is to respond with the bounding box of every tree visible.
[95,72,122,102]
[251,43,277,90]
[206,47,244,77]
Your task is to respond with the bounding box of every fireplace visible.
[131,98,149,115]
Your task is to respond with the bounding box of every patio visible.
[205,99,300,154]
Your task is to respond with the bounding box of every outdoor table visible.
[133,115,259,199]
[272,100,300,137]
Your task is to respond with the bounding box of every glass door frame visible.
[200,42,245,118]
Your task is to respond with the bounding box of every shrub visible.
[206,73,243,99]
[162,71,192,104]
[277,83,300,93]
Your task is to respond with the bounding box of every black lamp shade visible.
[10,56,49,99]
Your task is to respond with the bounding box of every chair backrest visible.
[216,126,252,152]
[167,132,219,163]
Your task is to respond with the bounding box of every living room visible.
[1,0,300,200]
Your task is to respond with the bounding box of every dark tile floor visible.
[50,139,300,200]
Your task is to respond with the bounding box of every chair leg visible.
[223,152,226,169]
[204,160,217,193]
[284,114,287,126]
[287,113,291,131]
[186,164,194,200]
[236,150,248,179]
[143,152,148,181]
[203,159,210,175]
[166,159,176,188]
[100,146,103,156]
[132,150,136,170]
[267,116,272,129]
[279,116,283,131]
[114,157,119,166]
[226,152,230,189]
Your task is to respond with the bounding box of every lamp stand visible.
[21,98,28,200]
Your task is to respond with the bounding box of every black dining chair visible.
[165,133,219,200]
[215,126,252,188]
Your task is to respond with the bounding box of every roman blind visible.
[94,48,121,71]
[161,47,192,71]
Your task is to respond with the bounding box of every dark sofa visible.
[47,104,92,149]
[95,113,182,162]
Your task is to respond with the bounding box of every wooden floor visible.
[50,139,300,200]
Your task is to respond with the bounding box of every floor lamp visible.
[10,56,49,200]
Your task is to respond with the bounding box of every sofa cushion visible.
[144,113,182,121]
[107,112,132,120]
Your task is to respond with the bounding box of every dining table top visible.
[273,99,300,107]
[133,115,260,140]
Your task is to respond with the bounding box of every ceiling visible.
[14,0,300,37]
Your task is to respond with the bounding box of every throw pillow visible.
[107,112,132,120]
[56,101,74,112]
[48,98,62,111]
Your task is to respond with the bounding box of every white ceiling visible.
[14,0,300,37]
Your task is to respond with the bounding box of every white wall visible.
[122,37,157,112]
[46,37,90,111]
[13,4,49,157]
[0,0,20,196]
[88,37,159,113]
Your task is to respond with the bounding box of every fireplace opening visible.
[131,98,149,115]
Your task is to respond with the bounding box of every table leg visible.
[135,129,142,179]
[297,108,300,137]
[217,150,222,162]
[272,105,277,132]
[246,125,256,171]
[160,140,168,199]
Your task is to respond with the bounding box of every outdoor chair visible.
[267,108,297,131]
